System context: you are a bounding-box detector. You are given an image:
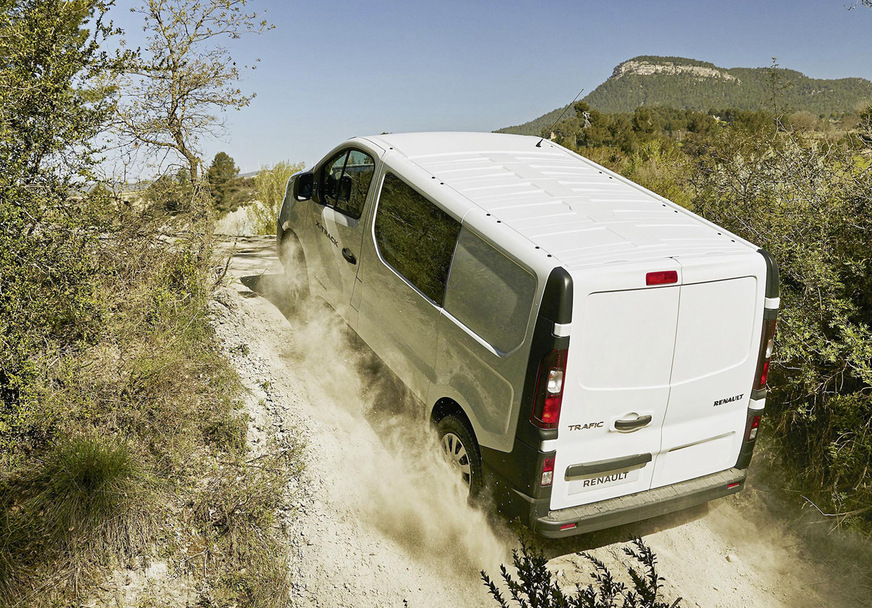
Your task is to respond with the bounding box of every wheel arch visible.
[430,397,475,437]
[277,224,305,267]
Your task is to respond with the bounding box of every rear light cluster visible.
[541,456,555,487]
[745,414,761,442]
[530,349,568,429]
[753,318,777,390]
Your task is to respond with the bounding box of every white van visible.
[276,132,778,537]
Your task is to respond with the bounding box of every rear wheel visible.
[437,415,482,497]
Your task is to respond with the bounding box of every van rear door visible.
[550,254,765,511]
[651,253,764,488]
[549,262,681,511]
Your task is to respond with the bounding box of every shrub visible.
[482,538,681,608]
[0,435,156,604]
[248,161,305,235]
[689,131,872,521]
[191,445,302,607]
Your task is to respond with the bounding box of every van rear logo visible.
[569,421,604,431]
[713,393,744,407]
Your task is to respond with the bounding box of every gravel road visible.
[212,235,870,608]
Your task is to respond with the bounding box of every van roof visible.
[359,131,755,269]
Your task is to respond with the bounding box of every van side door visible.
[355,171,461,402]
[311,148,377,326]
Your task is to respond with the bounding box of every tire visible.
[437,415,483,497]
[277,230,310,304]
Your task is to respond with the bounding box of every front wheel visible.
[437,415,483,497]
[277,230,310,308]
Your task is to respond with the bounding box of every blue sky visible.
[109,0,872,173]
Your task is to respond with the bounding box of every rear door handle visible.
[614,414,652,432]
[342,248,357,265]
[565,453,652,480]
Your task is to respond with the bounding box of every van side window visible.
[374,172,461,304]
[319,149,374,219]
[445,228,537,353]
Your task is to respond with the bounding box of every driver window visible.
[319,149,375,220]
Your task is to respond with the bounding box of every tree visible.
[207,151,241,213]
[114,0,270,182]
[0,0,122,447]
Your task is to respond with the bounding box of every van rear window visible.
[445,229,536,353]
[374,173,461,304]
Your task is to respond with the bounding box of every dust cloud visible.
[259,255,513,582]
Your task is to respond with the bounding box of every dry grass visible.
[0,189,301,607]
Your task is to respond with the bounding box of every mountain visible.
[500,56,872,135]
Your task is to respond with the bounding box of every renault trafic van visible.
[276,132,779,538]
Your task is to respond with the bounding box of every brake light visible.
[646,270,678,285]
[753,318,777,390]
[530,349,568,429]
[541,457,555,487]
[745,415,761,442]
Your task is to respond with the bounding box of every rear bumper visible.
[492,467,746,538]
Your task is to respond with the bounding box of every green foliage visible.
[140,167,198,215]
[0,435,155,604]
[482,538,681,608]
[0,1,299,605]
[0,0,121,457]
[689,131,872,519]
[248,160,305,234]
[859,103,872,139]
[207,151,254,214]
[26,436,149,546]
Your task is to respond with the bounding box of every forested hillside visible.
[501,55,872,135]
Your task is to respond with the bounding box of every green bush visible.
[0,1,300,604]
[688,131,872,520]
[0,435,156,604]
[24,436,154,551]
[248,161,305,235]
[482,538,681,608]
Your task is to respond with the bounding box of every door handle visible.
[614,414,652,432]
[565,453,652,480]
[342,248,357,265]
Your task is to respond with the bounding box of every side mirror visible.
[293,172,314,201]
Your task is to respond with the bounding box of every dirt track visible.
[212,235,871,608]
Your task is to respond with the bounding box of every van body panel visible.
[353,169,442,402]
[355,237,441,403]
[553,250,766,510]
[312,205,366,327]
[433,313,519,448]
